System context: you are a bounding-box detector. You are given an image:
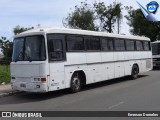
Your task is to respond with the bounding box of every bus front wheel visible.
[131,65,139,80]
[70,73,81,93]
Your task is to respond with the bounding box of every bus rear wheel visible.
[70,73,81,93]
[131,65,139,80]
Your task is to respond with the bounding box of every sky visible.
[0,0,139,39]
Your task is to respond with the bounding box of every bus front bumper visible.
[11,81,49,93]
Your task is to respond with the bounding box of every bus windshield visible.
[152,43,160,55]
[12,35,46,62]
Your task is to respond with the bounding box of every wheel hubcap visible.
[134,68,137,75]
[72,77,80,90]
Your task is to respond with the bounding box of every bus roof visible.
[152,41,160,43]
[15,27,150,41]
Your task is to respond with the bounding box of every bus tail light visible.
[34,77,47,82]
[41,77,47,82]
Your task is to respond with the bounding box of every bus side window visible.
[136,41,144,51]
[126,40,135,51]
[119,40,125,50]
[67,36,84,51]
[144,41,150,51]
[126,40,131,51]
[114,39,121,51]
[114,39,125,51]
[49,39,64,61]
[86,36,101,51]
[101,38,113,51]
[108,39,114,50]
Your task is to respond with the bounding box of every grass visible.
[0,65,10,84]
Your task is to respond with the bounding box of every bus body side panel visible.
[113,52,125,78]
[106,63,115,79]
[85,52,102,84]
[141,51,149,72]
[64,65,87,88]
[64,52,87,88]
[48,62,65,91]
[146,52,153,71]
[86,64,103,83]
[133,51,152,73]
[133,52,143,73]
[101,52,114,80]
[123,52,134,76]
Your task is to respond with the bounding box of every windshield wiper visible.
[25,53,32,62]
[15,51,32,62]
[15,50,23,62]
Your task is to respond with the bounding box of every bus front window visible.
[12,35,46,61]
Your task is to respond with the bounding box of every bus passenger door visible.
[47,35,66,91]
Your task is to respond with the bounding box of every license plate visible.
[20,84,26,88]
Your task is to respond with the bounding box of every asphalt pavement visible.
[0,69,160,120]
[0,84,20,98]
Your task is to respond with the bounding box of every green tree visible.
[94,2,123,33]
[0,37,13,62]
[13,25,34,35]
[0,26,34,62]
[64,1,98,31]
[125,7,160,42]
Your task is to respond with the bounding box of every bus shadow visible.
[0,89,71,105]
[152,67,160,71]
[82,75,148,91]
[0,75,148,105]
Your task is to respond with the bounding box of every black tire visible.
[131,65,139,80]
[70,73,81,93]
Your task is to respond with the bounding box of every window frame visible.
[13,35,46,62]
[66,35,85,52]
[85,36,101,51]
[101,37,114,51]
[125,40,136,51]
[143,41,151,51]
[47,34,66,61]
[114,38,126,51]
[136,40,144,51]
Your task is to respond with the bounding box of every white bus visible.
[151,41,160,67]
[11,28,152,93]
